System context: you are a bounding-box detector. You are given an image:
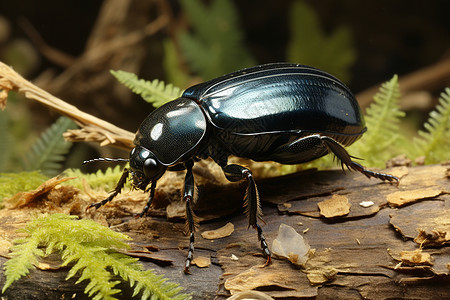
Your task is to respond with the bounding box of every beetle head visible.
[129,146,166,190]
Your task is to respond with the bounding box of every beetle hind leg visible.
[182,160,198,274]
[222,164,272,264]
[321,136,399,183]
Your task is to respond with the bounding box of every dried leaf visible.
[226,290,274,300]
[400,249,433,266]
[191,256,211,268]
[389,200,450,247]
[318,195,351,218]
[201,222,234,240]
[306,267,338,285]
[389,166,409,178]
[166,201,186,219]
[0,237,13,257]
[224,266,317,297]
[5,177,75,209]
[386,188,443,207]
[414,229,448,247]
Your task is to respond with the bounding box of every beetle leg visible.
[183,160,197,274]
[222,164,272,264]
[136,180,157,218]
[87,168,129,210]
[321,136,399,183]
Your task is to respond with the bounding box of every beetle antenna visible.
[83,158,129,165]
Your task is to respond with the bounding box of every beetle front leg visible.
[222,164,272,265]
[136,181,157,218]
[183,160,197,274]
[87,168,129,210]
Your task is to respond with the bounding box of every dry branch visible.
[0,61,134,150]
[357,56,450,109]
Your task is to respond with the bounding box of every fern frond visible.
[2,235,41,293]
[287,1,356,82]
[25,116,77,176]
[179,0,255,79]
[349,75,405,167]
[413,88,450,163]
[111,70,182,108]
[2,214,191,300]
[63,165,129,192]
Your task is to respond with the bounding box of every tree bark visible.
[0,164,448,299]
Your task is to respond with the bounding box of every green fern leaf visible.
[287,1,356,82]
[2,236,41,293]
[111,70,183,108]
[413,88,450,163]
[25,116,77,177]
[63,165,129,192]
[179,0,255,80]
[2,214,191,300]
[349,75,406,167]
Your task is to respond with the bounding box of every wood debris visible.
[224,266,317,298]
[306,267,338,285]
[192,256,211,268]
[400,249,433,266]
[201,222,235,240]
[414,229,449,247]
[386,188,443,207]
[318,194,351,218]
[4,176,76,209]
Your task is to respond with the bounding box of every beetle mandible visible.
[85,63,399,273]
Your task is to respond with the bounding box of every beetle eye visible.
[143,158,165,180]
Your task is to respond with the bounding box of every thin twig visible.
[0,62,134,150]
[357,56,450,109]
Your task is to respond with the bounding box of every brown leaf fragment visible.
[201,222,234,240]
[166,201,185,219]
[121,249,173,266]
[306,267,338,285]
[389,166,409,179]
[226,290,274,300]
[224,266,318,298]
[318,195,351,218]
[36,261,64,271]
[400,249,433,266]
[386,188,442,207]
[0,237,13,257]
[414,229,448,247]
[0,75,13,110]
[0,89,8,110]
[386,155,412,168]
[5,177,75,209]
[192,256,211,268]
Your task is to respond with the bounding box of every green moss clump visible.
[0,171,48,203]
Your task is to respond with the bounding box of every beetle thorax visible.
[133,98,208,166]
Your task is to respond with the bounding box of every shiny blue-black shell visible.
[135,63,365,166]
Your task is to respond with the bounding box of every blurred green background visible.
[1,0,449,174]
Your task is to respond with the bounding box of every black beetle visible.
[85,63,399,273]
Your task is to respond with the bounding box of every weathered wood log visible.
[0,164,448,299]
